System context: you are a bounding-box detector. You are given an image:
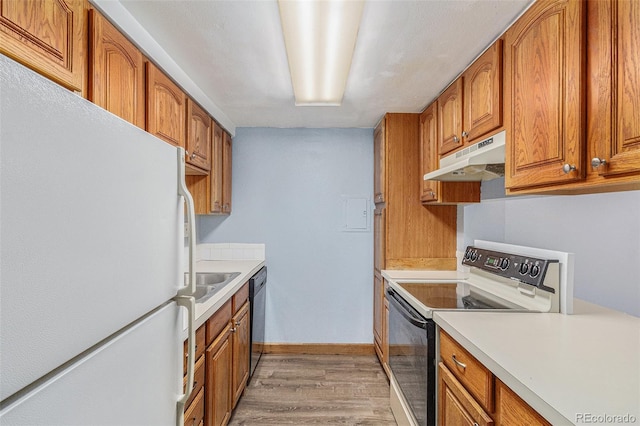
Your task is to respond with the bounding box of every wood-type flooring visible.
[228,354,397,425]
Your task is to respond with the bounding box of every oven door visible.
[387,288,436,426]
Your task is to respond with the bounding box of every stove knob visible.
[530,264,541,278]
[500,258,510,270]
[464,250,472,260]
[519,263,529,275]
[470,250,479,261]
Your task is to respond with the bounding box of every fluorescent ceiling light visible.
[278,0,364,106]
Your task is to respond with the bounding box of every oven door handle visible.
[387,288,428,329]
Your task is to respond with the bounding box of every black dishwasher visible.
[248,266,267,382]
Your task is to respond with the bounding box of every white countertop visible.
[435,301,639,425]
[382,270,640,425]
[184,259,265,337]
[382,269,468,282]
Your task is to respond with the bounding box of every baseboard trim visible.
[262,343,375,356]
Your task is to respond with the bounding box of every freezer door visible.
[0,56,184,400]
[0,302,182,425]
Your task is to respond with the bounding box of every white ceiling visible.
[112,0,533,130]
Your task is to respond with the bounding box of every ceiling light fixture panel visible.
[278,0,365,106]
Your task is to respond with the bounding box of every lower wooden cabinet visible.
[438,330,550,426]
[206,323,233,426]
[183,285,251,426]
[231,301,250,408]
[439,362,494,426]
[495,380,550,426]
[184,387,205,426]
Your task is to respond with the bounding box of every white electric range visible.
[383,240,575,426]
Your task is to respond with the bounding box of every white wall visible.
[198,127,374,344]
[459,179,640,317]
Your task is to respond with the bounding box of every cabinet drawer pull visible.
[451,354,467,370]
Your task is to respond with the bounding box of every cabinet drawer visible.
[207,299,232,345]
[439,362,494,426]
[233,282,249,313]
[184,325,206,373]
[440,330,493,411]
[183,387,204,426]
[183,354,205,409]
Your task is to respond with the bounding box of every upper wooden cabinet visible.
[89,9,145,129]
[463,40,503,143]
[585,0,640,184]
[373,113,458,270]
[186,99,212,174]
[146,62,186,148]
[0,0,87,94]
[210,122,225,214]
[186,122,232,215]
[438,40,503,157]
[373,120,386,204]
[438,78,464,156]
[222,131,233,214]
[504,0,586,191]
[420,102,480,204]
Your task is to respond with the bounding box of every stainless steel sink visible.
[184,272,240,302]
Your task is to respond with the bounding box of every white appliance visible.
[0,55,198,425]
[423,130,506,181]
[386,240,574,426]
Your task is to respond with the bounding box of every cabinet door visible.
[0,0,86,93]
[438,363,494,426]
[598,0,640,177]
[222,131,233,214]
[373,207,385,272]
[504,0,586,190]
[186,99,212,173]
[210,122,224,213]
[463,40,502,143]
[496,380,550,426]
[420,102,440,202]
[206,323,232,426]
[89,9,145,129]
[438,78,464,156]
[231,301,250,408]
[146,62,186,148]
[373,119,386,203]
[382,291,389,376]
[373,272,383,349]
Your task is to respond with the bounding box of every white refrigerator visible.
[0,55,198,425]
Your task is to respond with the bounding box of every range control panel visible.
[462,246,558,292]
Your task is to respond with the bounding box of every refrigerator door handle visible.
[175,295,195,426]
[176,147,196,298]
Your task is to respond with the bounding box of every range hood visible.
[423,130,506,181]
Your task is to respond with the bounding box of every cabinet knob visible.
[452,135,459,143]
[591,157,607,168]
[562,164,577,174]
[461,131,468,138]
[230,327,237,333]
[190,153,197,160]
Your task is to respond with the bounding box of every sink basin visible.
[184,272,240,302]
